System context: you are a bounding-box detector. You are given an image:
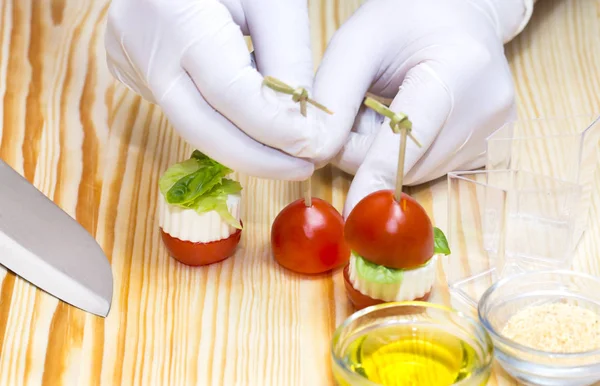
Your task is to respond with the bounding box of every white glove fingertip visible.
[108,63,156,103]
[159,74,314,181]
[181,27,322,161]
[244,0,313,88]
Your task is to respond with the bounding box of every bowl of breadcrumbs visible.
[478,270,600,386]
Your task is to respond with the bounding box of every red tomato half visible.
[344,190,434,270]
[271,198,350,274]
[160,226,242,266]
[342,264,431,311]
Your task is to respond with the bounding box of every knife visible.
[0,159,113,317]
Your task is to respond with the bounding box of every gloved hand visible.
[104,0,324,181]
[312,0,534,216]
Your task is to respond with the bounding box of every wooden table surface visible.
[0,0,599,385]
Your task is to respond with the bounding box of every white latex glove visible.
[312,0,533,217]
[104,0,326,181]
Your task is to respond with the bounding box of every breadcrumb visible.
[501,302,600,353]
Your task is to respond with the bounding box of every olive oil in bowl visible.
[331,302,493,386]
[343,325,481,385]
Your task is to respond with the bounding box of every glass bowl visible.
[331,301,494,386]
[478,270,600,386]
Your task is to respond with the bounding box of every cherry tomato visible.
[161,225,242,266]
[344,190,434,270]
[271,198,350,274]
[342,264,431,311]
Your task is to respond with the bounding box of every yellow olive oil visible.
[341,324,482,386]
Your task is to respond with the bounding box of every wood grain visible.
[0,0,598,385]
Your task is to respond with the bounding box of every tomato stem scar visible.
[262,76,333,208]
[363,97,422,202]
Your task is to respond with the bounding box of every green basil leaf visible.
[158,158,202,196]
[166,169,203,203]
[191,150,210,161]
[166,165,229,205]
[189,179,243,228]
[192,196,241,229]
[434,227,451,255]
[354,252,404,284]
[211,178,243,196]
[190,150,220,168]
[160,151,241,226]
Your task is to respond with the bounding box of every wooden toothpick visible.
[299,97,311,207]
[262,77,333,207]
[363,97,421,201]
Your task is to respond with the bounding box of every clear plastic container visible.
[443,170,581,312]
[444,116,600,312]
[485,115,600,248]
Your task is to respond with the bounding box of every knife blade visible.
[0,159,113,317]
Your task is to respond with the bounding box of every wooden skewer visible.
[262,76,334,208]
[299,99,311,207]
[363,97,422,202]
[395,127,409,202]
